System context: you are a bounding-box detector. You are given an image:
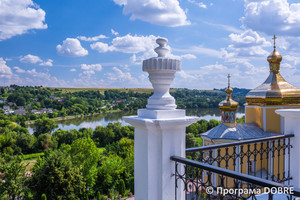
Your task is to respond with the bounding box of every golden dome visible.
[267,49,282,64]
[219,74,239,127]
[219,74,239,109]
[246,35,300,106]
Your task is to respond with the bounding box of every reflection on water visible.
[27,108,245,134]
[186,107,245,120]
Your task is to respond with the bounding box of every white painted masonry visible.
[123,38,199,200]
[276,109,300,188]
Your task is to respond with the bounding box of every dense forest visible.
[0,85,248,199]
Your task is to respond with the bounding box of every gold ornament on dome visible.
[246,35,300,106]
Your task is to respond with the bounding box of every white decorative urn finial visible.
[142,38,181,110]
[155,38,169,57]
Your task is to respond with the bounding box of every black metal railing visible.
[186,134,294,184]
[171,156,300,200]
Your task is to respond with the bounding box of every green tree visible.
[0,155,28,200]
[53,129,78,148]
[237,115,245,123]
[16,97,26,106]
[186,133,200,148]
[33,117,58,137]
[37,133,55,150]
[29,150,86,199]
[93,126,115,147]
[207,119,220,130]
[96,155,125,194]
[70,138,100,193]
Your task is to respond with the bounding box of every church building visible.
[202,35,300,144]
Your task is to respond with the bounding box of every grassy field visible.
[50,87,154,94]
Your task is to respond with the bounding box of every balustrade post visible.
[276,109,300,187]
[123,38,199,200]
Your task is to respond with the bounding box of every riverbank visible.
[25,110,123,125]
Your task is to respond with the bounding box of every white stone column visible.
[275,109,300,188]
[123,38,199,200]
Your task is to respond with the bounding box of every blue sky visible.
[0,0,300,89]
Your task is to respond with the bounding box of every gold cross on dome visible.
[272,34,277,49]
[227,74,231,88]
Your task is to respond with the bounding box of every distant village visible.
[0,92,60,116]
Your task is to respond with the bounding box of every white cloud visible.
[242,0,300,36]
[227,30,271,57]
[11,67,67,86]
[111,29,119,36]
[180,54,197,60]
[82,70,95,76]
[0,0,47,41]
[39,59,53,66]
[187,0,207,8]
[77,34,107,42]
[177,70,198,80]
[112,34,157,53]
[78,64,102,78]
[14,66,26,73]
[20,54,53,66]
[20,54,42,64]
[90,42,114,53]
[91,34,196,65]
[81,64,102,71]
[0,58,12,75]
[91,34,157,55]
[106,67,138,84]
[229,30,270,48]
[113,0,190,27]
[56,38,88,57]
[70,68,76,72]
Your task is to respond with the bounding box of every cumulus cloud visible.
[81,64,102,71]
[19,54,53,66]
[91,34,157,54]
[91,34,196,65]
[14,67,50,78]
[106,67,138,83]
[242,0,300,36]
[79,64,102,78]
[56,38,88,57]
[77,34,107,42]
[0,58,13,75]
[227,30,271,57]
[90,42,114,53]
[70,68,77,72]
[113,0,190,27]
[20,54,42,64]
[39,59,53,66]
[0,0,47,41]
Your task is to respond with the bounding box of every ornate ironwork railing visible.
[171,156,300,200]
[186,134,294,184]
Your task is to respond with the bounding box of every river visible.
[27,108,245,134]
